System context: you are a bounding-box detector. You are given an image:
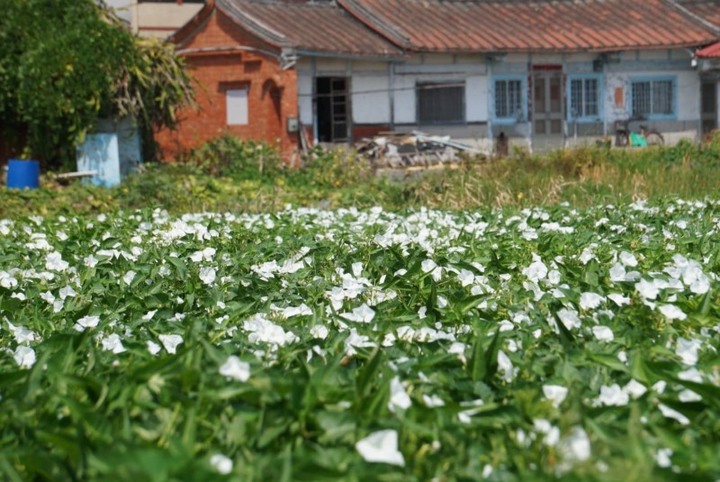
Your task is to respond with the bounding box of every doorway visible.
[701,78,717,135]
[532,69,564,150]
[316,77,350,142]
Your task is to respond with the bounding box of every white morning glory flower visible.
[656,448,673,468]
[557,308,582,330]
[159,334,184,354]
[74,315,100,332]
[658,304,687,321]
[219,355,250,382]
[13,346,36,369]
[355,430,405,467]
[592,325,614,342]
[579,292,604,310]
[147,340,161,356]
[209,454,233,474]
[542,384,568,408]
[199,267,217,286]
[596,384,629,407]
[623,379,647,399]
[101,334,126,354]
[658,403,690,425]
[340,303,375,323]
[388,376,412,413]
[675,338,702,365]
[497,350,516,382]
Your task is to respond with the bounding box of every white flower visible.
[596,384,629,406]
[422,394,446,408]
[101,334,126,354]
[523,255,548,282]
[533,419,560,446]
[46,251,69,272]
[209,454,233,475]
[279,304,312,318]
[658,403,690,425]
[199,267,216,286]
[579,292,604,310]
[122,270,136,285]
[142,310,157,321]
[59,285,77,300]
[351,262,363,277]
[74,315,100,332]
[557,308,582,330]
[421,259,437,273]
[147,340,161,355]
[558,426,591,469]
[623,379,647,399]
[592,325,614,342]
[678,389,702,402]
[190,247,216,263]
[7,321,38,344]
[340,303,375,323]
[219,356,250,382]
[658,304,686,321]
[84,255,99,268]
[619,251,638,267]
[388,377,412,413]
[13,346,36,369]
[675,338,702,365]
[497,350,516,382]
[656,448,673,468]
[310,325,329,339]
[159,334,184,354]
[635,279,659,300]
[677,367,704,383]
[457,269,475,287]
[355,430,405,467]
[607,293,630,306]
[543,384,568,408]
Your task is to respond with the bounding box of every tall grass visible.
[2,136,720,218]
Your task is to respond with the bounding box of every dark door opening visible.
[316,77,349,142]
[701,79,717,135]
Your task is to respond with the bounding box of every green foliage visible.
[1,201,720,480]
[0,0,193,167]
[179,134,285,180]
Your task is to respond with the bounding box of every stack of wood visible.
[356,131,483,169]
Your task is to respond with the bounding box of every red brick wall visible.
[155,9,299,161]
[353,124,391,141]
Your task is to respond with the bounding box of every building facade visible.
[157,0,720,159]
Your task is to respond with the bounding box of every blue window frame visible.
[628,76,677,120]
[567,74,603,122]
[492,75,527,124]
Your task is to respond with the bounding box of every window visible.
[226,88,248,126]
[494,77,525,123]
[417,82,465,124]
[631,77,676,119]
[568,75,601,121]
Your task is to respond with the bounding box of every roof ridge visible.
[663,0,720,35]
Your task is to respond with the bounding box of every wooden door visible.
[533,71,564,150]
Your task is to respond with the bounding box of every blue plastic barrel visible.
[6,159,40,189]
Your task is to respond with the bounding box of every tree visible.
[0,0,194,168]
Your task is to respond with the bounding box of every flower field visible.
[1,200,719,481]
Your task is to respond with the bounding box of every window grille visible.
[632,79,674,118]
[569,78,599,119]
[495,79,522,120]
[417,82,465,124]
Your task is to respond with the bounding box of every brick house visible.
[157,0,720,159]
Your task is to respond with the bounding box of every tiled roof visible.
[697,41,720,57]
[338,0,718,53]
[675,0,720,30]
[216,0,403,57]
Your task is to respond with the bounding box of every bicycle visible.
[614,119,664,147]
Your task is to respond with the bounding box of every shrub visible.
[179,134,285,180]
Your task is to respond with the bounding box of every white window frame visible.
[226,88,249,126]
